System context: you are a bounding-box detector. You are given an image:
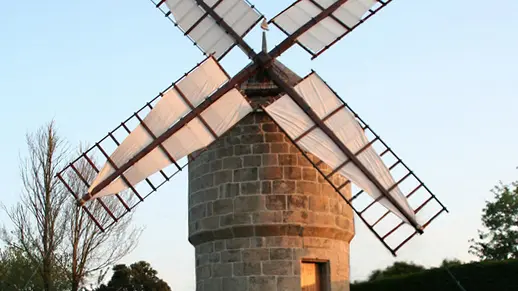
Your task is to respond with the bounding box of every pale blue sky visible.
[1,0,518,290]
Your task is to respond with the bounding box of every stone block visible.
[203,278,222,291]
[219,183,240,198]
[241,181,261,195]
[270,248,293,260]
[249,276,276,291]
[252,143,270,154]
[233,262,262,276]
[266,237,303,248]
[196,265,211,280]
[213,199,233,216]
[335,216,351,230]
[284,166,302,180]
[262,261,292,275]
[209,252,221,263]
[296,181,318,195]
[220,213,252,227]
[233,168,259,182]
[313,213,335,226]
[190,203,206,221]
[266,195,287,210]
[277,276,300,291]
[261,181,272,194]
[283,210,310,224]
[234,196,264,213]
[200,216,220,230]
[223,157,243,169]
[241,124,261,134]
[265,133,285,142]
[303,168,317,181]
[232,225,255,237]
[262,154,278,166]
[252,211,283,224]
[234,144,252,155]
[210,159,223,171]
[271,143,289,153]
[226,238,250,249]
[259,166,283,180]
[262,123,278,132]
[241,134,264,144]
[287,195,308,210]
[273,181,296,194]
[297,155,313,167]
[309,196,329,212]
[221,250,242,263]
[242,248,270,262]
[244,155,262,167]
[278,154,297,166]
[216,146,234,159]
[214,170,233,184]
[196,242,214,254]
[212,263,232,277]
[222,277,248,291]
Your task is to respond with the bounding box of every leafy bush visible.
[351,259,518,291]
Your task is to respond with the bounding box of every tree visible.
[1,121,140,291]
[0,246,69,291]
[62,148,141,291]
[95,261,171,291]
[2,121,70,291]
[469,181,518,261]
[367,261,426,281]
[440,258,463,268]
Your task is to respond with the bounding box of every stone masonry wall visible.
[188,112,355,291]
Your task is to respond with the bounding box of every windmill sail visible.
[264,72,447,253]
[264,73,416,225]
[90,88,251,198]
[271,0,392,58]
[153,0,263,59]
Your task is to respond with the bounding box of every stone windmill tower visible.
[58,1,448,290]
[187,35,355,290]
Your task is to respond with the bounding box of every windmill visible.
[57,0,448,289]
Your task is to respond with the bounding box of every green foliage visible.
[367,261,426,282]
[469,182,518,261]
[351,259,518,291]
[0,246,69,291]
[95,261,171,291]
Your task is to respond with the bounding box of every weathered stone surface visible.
[188,112,354,290]
[222,277,248,291]
[266,195,287,210]
[233,262,262,276]
[249,276,276,291]
[262,261,292,275]
[242,248,270,262]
